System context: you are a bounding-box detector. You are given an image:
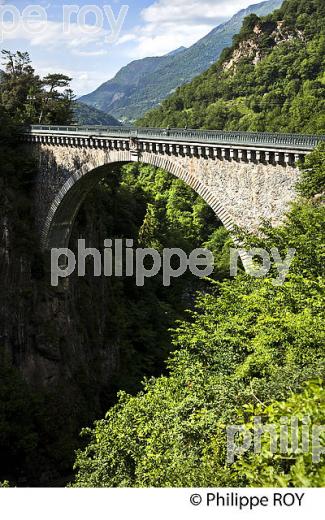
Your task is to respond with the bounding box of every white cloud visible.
[0,19,108,49]
[116,33,138,45]
[0,17,121,95]
[0,0,266,93]
[72,49,109,57]
[142,0,257,24]
[129,22,215,58]
[120,0,262,59]
[73,72,109,95]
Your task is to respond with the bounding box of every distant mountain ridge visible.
[165,47,187,57]
[73,102,121,126]
[79,0,283,122]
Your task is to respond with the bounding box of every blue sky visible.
[1,0,265,95]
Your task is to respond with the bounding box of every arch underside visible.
[42,150,239,253]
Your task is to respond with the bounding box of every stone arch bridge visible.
[22,125,324,259]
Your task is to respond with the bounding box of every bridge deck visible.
[26,125,325,152]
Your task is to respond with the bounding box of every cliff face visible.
[0,157,123,484]
[0,187,120,393]
[1,145,195,484]
[223,20,305,71]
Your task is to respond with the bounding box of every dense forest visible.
[0,0,324,488]
[139,0,325,134]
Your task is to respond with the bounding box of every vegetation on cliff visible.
[0,53,93,484]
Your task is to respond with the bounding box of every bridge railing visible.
[26,125,325,150]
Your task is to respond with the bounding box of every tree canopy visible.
[0,50,74,125]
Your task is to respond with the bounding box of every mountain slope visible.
[139,0,325,134]
[79,53,187,122]
[73,102,121,126]
[79,0,283,122]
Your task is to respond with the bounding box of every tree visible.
[296,143,325,198]
[0,50,42,123]
[40,74,75,124]
[138,203,162,249]
[0,51,75,125]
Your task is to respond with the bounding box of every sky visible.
[0,0,267,95]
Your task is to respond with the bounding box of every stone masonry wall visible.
[31,143,300,249]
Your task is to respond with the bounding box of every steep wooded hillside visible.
[139,0,325,134]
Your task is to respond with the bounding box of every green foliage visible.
[233,380,325,486]
[138,203,162,249]
[2,0,325,488]
[72,163,227,395]
[72,10,325,483]
[296,143,325,197]
[72,271,324,486]
[138,0,325,134]
[233,14,261,46]
[0,93,227,485]
[72,159,325,486]
[120,163,224,253]
[0,50,74,124]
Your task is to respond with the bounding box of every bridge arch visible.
[42,149,237,251]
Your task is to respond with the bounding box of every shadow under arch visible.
[42,150,238,253]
